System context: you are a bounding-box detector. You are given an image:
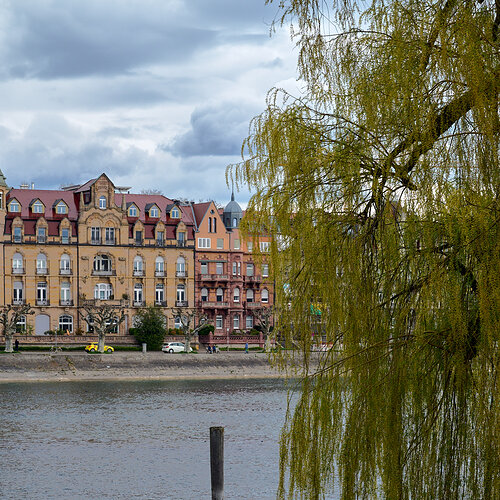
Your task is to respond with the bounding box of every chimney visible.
[31,182,35,189]
[20,183,29,189]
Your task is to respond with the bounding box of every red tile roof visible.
[6,189,78,219]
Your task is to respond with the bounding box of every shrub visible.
[198,324,214,336]
[131,307,167,350]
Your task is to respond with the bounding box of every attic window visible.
[32,201,44,213]
[56,202,68,214]
[171,207,180,218]
[8,200,20,212]
[150,207,159,218]
[128,205,138,217]
[99,196,107,209]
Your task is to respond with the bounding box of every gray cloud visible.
[164,101,259,158]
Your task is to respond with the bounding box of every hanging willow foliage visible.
[229,0,500,498]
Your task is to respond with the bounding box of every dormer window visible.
[32,201,44,214]
[56,201,68,214]
[8,199,21,212]
[149,206,159,218]
[171,207,180,218]
[99,196,107,209]
[128,205,138,217]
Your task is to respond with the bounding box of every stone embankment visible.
[0,351,306,383]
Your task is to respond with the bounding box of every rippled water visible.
[0,378,298,500]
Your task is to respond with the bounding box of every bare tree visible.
[80,300,126,353]
[1,303,34,352]
[140,188,163,195]
[253,306,274,352]
[171,308,209,352]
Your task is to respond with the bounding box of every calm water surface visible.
[0,378,300,500]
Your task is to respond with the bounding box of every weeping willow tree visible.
[230,0,500,498]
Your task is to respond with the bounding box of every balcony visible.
[36,299,49,306]
[200,301,229,309]
[176,270,187,278]
[155,270,165,277]
[133,269,144,277]
[245,275,262,283]
[177,240,186,247]
[92,269,116,276]
[245,302,260,308]
[61,237,71,244]
[198,273,229,282]
[13,235,22,243]
[60,299,74,306]
[12,298,25,305]
[175,301,188,307]
[104,238,115,246]
[91,237,101,245]
[155,300,167,307]
[37,235,47,244]
[12,267,25,275]
[133,300,145,307]
[60,267,72,275]
[156,239,165,247]
[36,267,49,275]
[135,239,143,246]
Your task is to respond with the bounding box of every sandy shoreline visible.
[0,351,299,383]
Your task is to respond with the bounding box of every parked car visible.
[162,342,192,353]
[85,342,114,353]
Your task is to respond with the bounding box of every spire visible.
[231,191,235,202]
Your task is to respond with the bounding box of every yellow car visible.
[85,343,114,353]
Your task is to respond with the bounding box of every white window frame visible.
[216,315,223,330]
[233,287,240,303]
[234,239,240,250]
[134,283,143,304]
[198,238,211,249]
[129,205,138,217]
[94,283,113,300]
[99,196,107,209]
[60,283,71,301]
[246,263,254,277]
[201,288,208,301]
[217,238,224,249]
[260,241,270,253]
[56,202,68,214]
[246,289,254,303]
[262,289,269,303]
[233,315,239,329]
[32,201,44,213]
[246,316,253,329]
[59,315,73,333]
[150,206,159,218]
[171,207,180,218]
[262,264,269,277]
[8,200,20,212]
[155,284,164,304]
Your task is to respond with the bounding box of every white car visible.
[162,342,192,353]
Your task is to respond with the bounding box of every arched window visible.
[233,217,237,228]
[134,283,143,304]
[99,196,107,209]
[94,283,113,300]
[201,288,208,302]
[233,287,240,303]
[246,289,254,303]
[216,288,224,302]
[155,256,164,275]
[59,315,73,333]
[93,255,112,273]
[12,253,23,272]
[60,254,71,273]
[133,256,143,275]
[13,281,23,304]
[261,289,269,303]
[105,318,119,334]
[36,253,47,273]
[176,256,186,276]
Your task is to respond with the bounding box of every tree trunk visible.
[98,333,105,353]
[4,334,13,353]
[265,334,272,353]
[184,332,191,353]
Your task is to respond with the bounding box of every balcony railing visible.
[245,275,262,283]
[135,239,143,246]
[13,235,22,243]
[60,299,74,306]
[92,269,116,276]
[175,301,188,307]
[177,240,186,247]
[157,240,165,247]
[60,267,72,275]
[104,238,115,245]
[12,267,25,274]
[199,273,229,281]
[133,269,144,277]
[200,301,229,308]
[36,267,48,275]
[176,270,187,278]
[36,299,49,306]
[37,235,47,243]
[133,300,145,307]
[155,300,167,307]
[155,270,165,277]
[91,237,101,245]
[12,298,25,305]
[61,237,71,244]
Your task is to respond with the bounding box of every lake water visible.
[0,378,299,500]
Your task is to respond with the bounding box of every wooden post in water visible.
[210,426,224,499]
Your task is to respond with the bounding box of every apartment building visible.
[192,193,273,336]
[0,172,195,335]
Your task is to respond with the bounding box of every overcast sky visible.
[0,0,297,206]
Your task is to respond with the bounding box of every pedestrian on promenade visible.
[245,342,248,354]
[14,339,19,352]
